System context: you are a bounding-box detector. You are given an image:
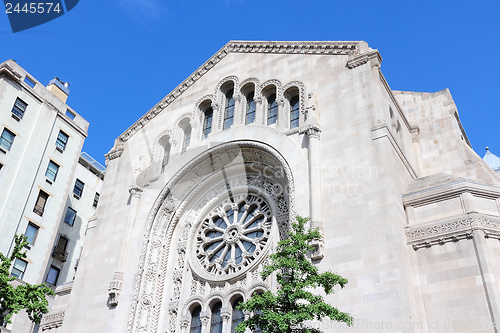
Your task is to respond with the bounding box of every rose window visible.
[195,195,272,277]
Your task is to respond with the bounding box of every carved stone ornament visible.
[299,123,321,138]
[129,185,144,198]
[108,271,124,306]
[406,214,500,250]
[40,309,66,330]
[127,141,294,333]
[347,50,383,69]
[193,194,272,280]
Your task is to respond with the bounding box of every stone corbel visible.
[105,142,124,164]
[347,50,383,69]
[108,272,124,306]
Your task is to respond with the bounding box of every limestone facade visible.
[0,60,103,332]
[51,41,500,332]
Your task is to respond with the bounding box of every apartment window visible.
[55,130,69,151]
[0,128,16,151]
[203,107,213,138]
[290,95,300,129]
[24,76,36,88]
[267,93,278,125]
[93,193,100,208]
[182,125,191,154]
[64,207,77,226]
[11,98,28,120]
[73,179,84,198]
[65,109,76,120]
[45,160,59,182]
[33,190,49,216]
[25,223,39,245]
[11,259,27,279]
[223,89,235,130]
[246,91,256,124]
[46,266,60,286]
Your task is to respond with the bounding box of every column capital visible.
[129,185,143,198]
[299,124,322,138]
[179,315,190,329]
[221,307,232,321]
[200,311,210,326]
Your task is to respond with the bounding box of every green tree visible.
[0,235,54,326]
[236,216,353,333]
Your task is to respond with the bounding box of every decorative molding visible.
[299,123,322,138]
[40,309,65,331]
[0,63,22,81]
[105,143,124,164]
[108,271,124,306]
[406,214,500,250]
[127,141,295,333]
[347,50,382,69]
[129,185,143,198]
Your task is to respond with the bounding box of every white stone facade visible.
[53,41,500,332]
[0,60,103,333]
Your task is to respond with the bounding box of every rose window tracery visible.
[195,194,272,277]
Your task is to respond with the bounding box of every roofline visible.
[115,40,370,144]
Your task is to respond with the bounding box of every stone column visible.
[221,307,231,333]
[254,96,263,125]
[108,185,143,306]
[233,94,241,128]
[179,316,190,333]
[277,98,285,130]
[300,124,324,260]
[200,311,210,333]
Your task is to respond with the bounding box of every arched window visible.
[223,89,235,130]
[267,93,278,125]
[190,305,202,333]
[289,95,300,129]
[161,139,171,173]
[231,297,245,332]
[182,124,191,154]
[210,302,223,333]
[246,91,256,124]
[203,107,213,138]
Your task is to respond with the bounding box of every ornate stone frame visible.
[127,141,295,333]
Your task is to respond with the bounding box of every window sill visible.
[11,114,21,122]
[0,147,6,154]
[45,179,53,185]
[56,147,64,153]
[73,194,80,200]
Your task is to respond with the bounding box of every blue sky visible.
[1,0,499,166]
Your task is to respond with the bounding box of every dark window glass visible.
[12,98,27,119]
[25,223,39,244]
[45,160,59,181]
[46,266,60,285]
[267,93,278,125]
[64,207,77,226]
[210,302,223,333]
[223,89,235,130]
[93,193,100,208]
[190,305,202,333]
[231,298,245,332]
[11,259,27,279]
[0,128,16,151]
[203,107,213,138]
[290,95,300,129]
[161,141,170,173]
[73,179,84,198]
[246,92,256,124]
[55,131,69,151]
[33,190,49,216]
[182,126,191,154]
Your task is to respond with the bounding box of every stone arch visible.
[127,141,295,333]
[283,81,306,128]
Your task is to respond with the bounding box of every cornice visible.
[116,41,367,144]
[406,214,500,250]
[0,63,22,81]
[347,50,382,69]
